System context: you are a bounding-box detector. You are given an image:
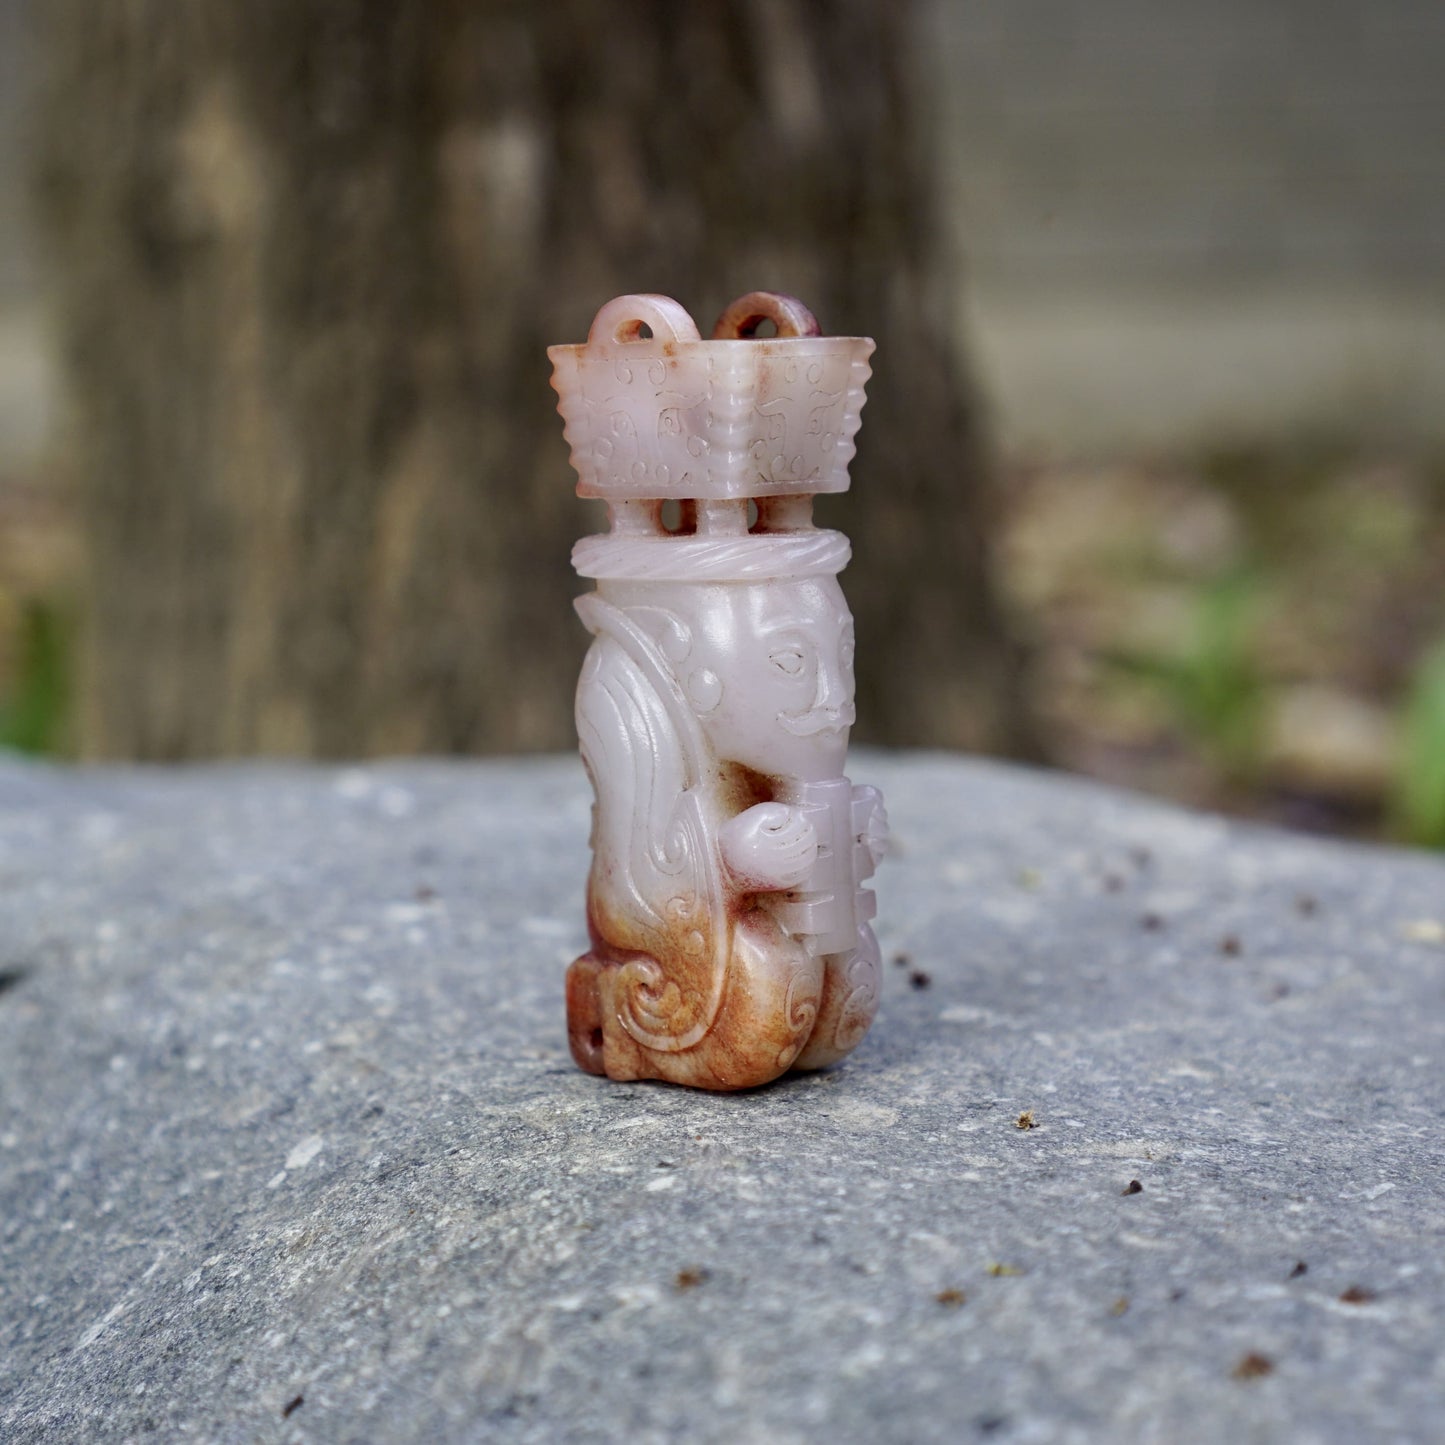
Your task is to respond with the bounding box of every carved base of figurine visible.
[565,920,880,1091]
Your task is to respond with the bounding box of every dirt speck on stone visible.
[1233,1353,1274,1380]
[1339,1285,1376,1304]
[908,969,931,990]
[675,1268,710,1290]
[1122,1180,1143,1196]
[936,1288,966,1307]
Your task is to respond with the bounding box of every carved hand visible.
[719,803,819,892]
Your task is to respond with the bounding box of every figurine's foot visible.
[791,925,881,1072]
[565,952,607,1075]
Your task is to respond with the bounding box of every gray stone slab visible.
[0,753,1442,1444]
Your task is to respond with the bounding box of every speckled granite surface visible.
[1,753,1442,1444]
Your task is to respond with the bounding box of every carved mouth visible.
[779,704,856,737]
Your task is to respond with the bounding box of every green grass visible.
[1393,638,1445,849]
[0,599,71,755]
[1106,569,1266,783]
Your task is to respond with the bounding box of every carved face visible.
[604,576,856,785]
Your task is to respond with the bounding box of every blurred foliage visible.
[0,598,69,754]
[1104,569,1266,784]
[1394,639,1445,849]
[1001,442,1445,842]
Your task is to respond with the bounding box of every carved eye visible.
[771,645,806,677]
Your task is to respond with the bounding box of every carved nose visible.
[815,655,847,714]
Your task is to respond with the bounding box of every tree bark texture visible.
[35,0,1033,759]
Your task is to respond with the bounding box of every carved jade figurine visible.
[549,291,887,1091]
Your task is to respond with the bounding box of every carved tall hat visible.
[548,292,874,582]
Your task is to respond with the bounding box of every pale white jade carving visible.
[549,291,887,1090]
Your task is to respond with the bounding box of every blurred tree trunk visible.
[34,0,1034,759]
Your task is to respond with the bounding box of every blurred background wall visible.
[6,2,1442,461]
[0,0,1442,845]
[926,0,1445,454]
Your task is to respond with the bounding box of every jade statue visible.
[549,291,887,1090]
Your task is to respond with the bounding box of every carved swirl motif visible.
[575,597,729,1054]
[831,928,882,1054]
[776,969,821,1069]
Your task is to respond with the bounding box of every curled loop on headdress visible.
[712,291,821,340]
[587,293,701,347]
